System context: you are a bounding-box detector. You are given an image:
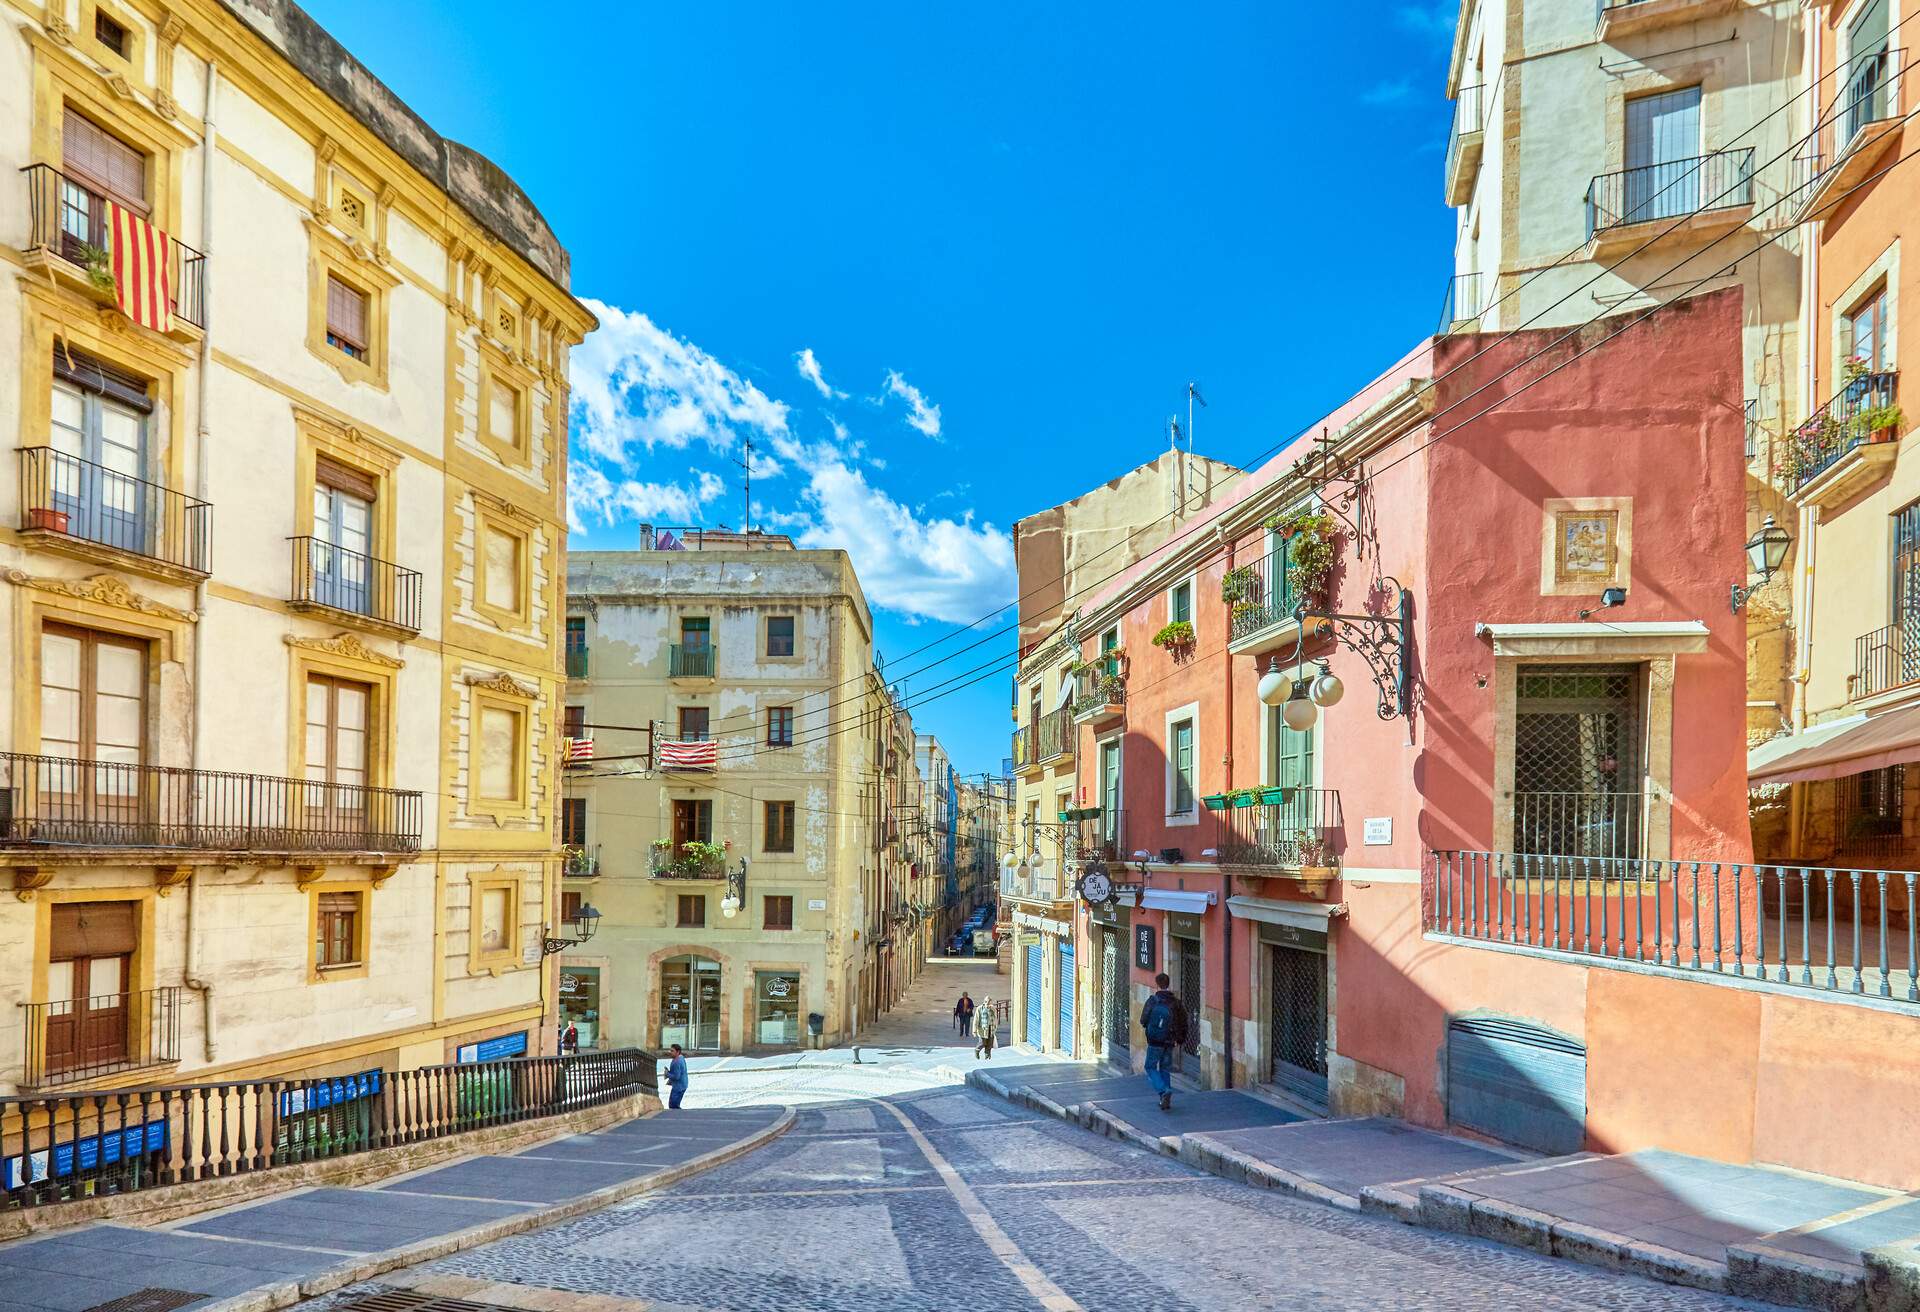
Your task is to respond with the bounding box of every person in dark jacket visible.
[953,992,975,1036]
[665,1043,689,1110]
[1139,973,1190,1111]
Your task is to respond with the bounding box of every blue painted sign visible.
[278,1068,382,1118]
[4,1118,167,1190]
[455,1030,528,1064]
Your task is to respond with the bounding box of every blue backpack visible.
[1142,994,1178,1045]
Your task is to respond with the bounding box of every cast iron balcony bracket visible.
[1291,577,1415,720]
[541,904,601,957]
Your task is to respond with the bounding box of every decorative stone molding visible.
[45,11,72,42]
[4,569,196,622]
[13,868,52,902]
[293,864,326,890]
[371,863,398,889]
[283,631,405,668]
[153,88,177,120]
[154,864,191,897]
[471,488,536,523]
[465,670,536,699]
[159,12,185,45]
[317,136,338,165]
[106,74,134,101]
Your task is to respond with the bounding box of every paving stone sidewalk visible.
[0,1105,787,1312]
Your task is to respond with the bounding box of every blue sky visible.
[306,0,1460,776]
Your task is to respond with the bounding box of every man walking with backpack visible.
[1140,972,1189,1111]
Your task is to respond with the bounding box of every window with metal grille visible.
[326,275,370,359]
[1846,765,1905,838]
[677,893,706,928]
[1512,664,1645,860]
[316,891,360,968]
[767,705,794,746]
[764,895,793,930]
[95,10,129,56]
[765,800,795,853]
[1893,501,1920,625]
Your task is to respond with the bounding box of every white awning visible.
[1140,889,1215,915]
[1227,895,1345,930]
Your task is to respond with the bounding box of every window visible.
[561,796,587,846]
[479,523,524,618]
[565,616,587,654]
[673,798,713,847]
[326,275,370,360]
[1170,581,1193,626]
[767,705,794,747]
[677,893,706,928]
[62,109,146,220]
[764,896,794,930]
[478,885,511,953]
[561,890,584,921]
[678,705,710,742]
[310,457,376,615]
[47,902,136,1073]
[765,800,796,853]
[1170,717,1195,815]
[41,624,145,767]
[1513,665,1645,860]
[1622,87,1702,223]
[766,615,795,657]
[316,891,362,969]
[562,705,585,738]
[754,970,801,1044]
[476,702,524,802]
[488,372,524,455]
[1895,501,1920,625]
[47,351,153,557]
[304,674,370,798]
[680,616,711,649]
[94,10,128,57]
[1846,285,1891,373]
[1100,627,1120,678]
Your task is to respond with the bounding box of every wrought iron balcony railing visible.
[668,644,715,678]
[1514,790,1644,861]
[1071,809,1127,865]
[562,843,600,878]
[1072,663,1126,719]
[1217,787,1343,869]
[19,447,210,575]
[21,163,206,329]
[22,985,180,1087]
[0,751,423,852]
[1445,83,1486,199]
[1585,148,1754,238]
[1785,371,1899,494]
[1225,549,1300,644]
[1853,619,1920,700]
[1011,723,1037,772]
[649,845,725,879]
[288,536,422,633]
[1792,48,1904,204]
[1034,705,1073,764]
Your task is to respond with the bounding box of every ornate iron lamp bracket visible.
[1293,578,1414,720]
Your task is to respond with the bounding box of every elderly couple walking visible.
[953,991,997,1058]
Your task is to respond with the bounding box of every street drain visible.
[338,1290,521,1312]
[82,1293,206,1312]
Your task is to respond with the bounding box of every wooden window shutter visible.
[52,344,154,413]
[315,455,378,502]
[62,108,147,212]
[326,275,369,348]
[318,891,358,914]
[49,901,138,961]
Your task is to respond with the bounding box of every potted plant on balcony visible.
[26,505,68,533]
[1220,565,1261,606]
[1227,787,1261,809]
[1293,837,1336,896]
[681,839,726,873]
[1151,620,1195,655]
[1864,402,1905,443]
[1202,792,1231,811]
[1266,509,1339,605]
[76,243,116,296]
[1258,785,1293,806]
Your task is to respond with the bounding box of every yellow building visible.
[0,0,594,1094]
[562,539,878,1051]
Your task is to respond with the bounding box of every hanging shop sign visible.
[1133,923,1157,971]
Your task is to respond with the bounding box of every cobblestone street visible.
[309,965,1786,1311]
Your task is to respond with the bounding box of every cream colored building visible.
[562,541,876,1051]
[1441,0,1806,734]
[0,0,593,1095]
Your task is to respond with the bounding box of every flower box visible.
[27,507,68,533]
[1201,794,1230,812]
[1258,786,1291,805]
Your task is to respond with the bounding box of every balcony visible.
[1852,621,1920,703]
[20,164,205,334]
[566,646,590,679]
[1000,861,1062,905]
[1444,83,1486,207]
[1034,706,1072,765]
[0,752,423,853]
[1069,809,1127,865]
[562,843,600,879]
[1071,662,1126,725]
[1791,48,1904,223]
[668,643,716,679]
[21,985,180,1088]
[1584,148,1755,257]
[1596,0,1745,42]
[650,843,725,879]
[18,447,210,581]
[1785,370,1900,504]
[288,536,422,637]
[1225,551,1303,656]
[1215,787,1344,875]
[1437,272,1482,335]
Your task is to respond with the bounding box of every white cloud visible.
[796,460,1012,624]
[571,299,790,466]
[881,369,944,441]
[569,463,729,531]
[795,347,845,399]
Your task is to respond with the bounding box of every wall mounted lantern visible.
[541,902,602,957]
[1731,515,1792,613]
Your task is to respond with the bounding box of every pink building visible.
[1035,289,1920,1188]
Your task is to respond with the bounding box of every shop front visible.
[1089,898,1132,1069]
[660,954,722,1051]
[754,969,802,1047]
[1229,895,1335,1112]
[558,965,602,1049]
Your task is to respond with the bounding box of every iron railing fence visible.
[1853,619,1920,700]
[1786,371,1900,494]
[1446,83,1486,183]
[649,845,725,879]
[1071,810,1128,865]
[562,843,600,878]
[1225,549,1300,644]
[1071,664,1126,718]
[1033,706,1074,764]
[1011,723,1037,772]
[1218,787,1345,869]
[1514,790,1644,861]
[21,163,206,328]
[1585,148,1754,238]
[21,987,180,1088]
[288,536,422,633]
[0,751,423,852]
[19,448,210,574]
[1438,272,1482,333]
[0,1048,653,1208]
[1429,851,1919,1003]
[668,644,715,677]
[1792,48,1904,201]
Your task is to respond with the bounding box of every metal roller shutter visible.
[1057,943,1075,1057]
[1446,1016,1587,1155]
[1024,943,1043,1045]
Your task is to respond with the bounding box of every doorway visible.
[1100,925,1129,1068]
[45,901,138,1077]
[1266,940,1329,1108]
[1168,928,1202,1065]
[1623,87,1701,223]
[659,954,721,1051]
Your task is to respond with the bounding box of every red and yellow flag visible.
[107,201,174,334]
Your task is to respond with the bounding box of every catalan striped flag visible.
[107,201,173,333]
[656,738,718,771]
[566,736,594,764]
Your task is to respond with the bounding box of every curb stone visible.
[1358,1183,1422,1223]
[1468,1196,1559,1256]
[195,1107,796,1312]
[1728,1242,1869,1311]
[1417,1183,1479,1235]
[1865,1242,1920,1312]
